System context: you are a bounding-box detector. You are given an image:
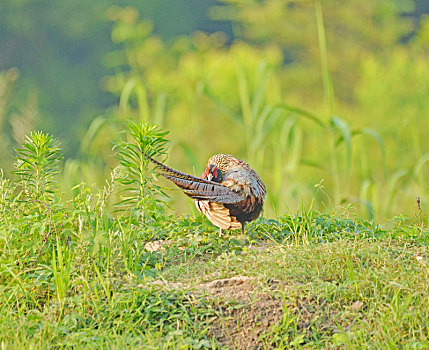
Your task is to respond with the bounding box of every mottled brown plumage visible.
[145,153,266,234]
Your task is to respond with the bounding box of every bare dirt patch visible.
[151,276,285,349]
[149,276,342,349]
[203,277,284,349]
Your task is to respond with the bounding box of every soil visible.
[150,275,346,349]
[145,236,342,349]
[151,276,286,349]
[200,276,284,350]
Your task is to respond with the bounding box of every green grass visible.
[171,240,428,348]
[1,207,428,348]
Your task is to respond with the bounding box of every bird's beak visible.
[207,173,213,181]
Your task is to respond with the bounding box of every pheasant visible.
[144,153,266,235]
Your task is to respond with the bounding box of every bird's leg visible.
[219,227,223,236]
[241,223,245,235]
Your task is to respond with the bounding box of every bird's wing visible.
[196,200,241,230]
[145,153,245,204]
[222,168,266,199]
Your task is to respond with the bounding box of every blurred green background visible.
[1,0,429,220]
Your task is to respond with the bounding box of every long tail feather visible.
[144,153,208,184]
[145,153,244,204]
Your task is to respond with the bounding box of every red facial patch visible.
[202,165,210,179]
[212,167,219,180]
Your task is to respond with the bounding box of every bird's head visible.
[202,154,239,182]
[202,163,222,182]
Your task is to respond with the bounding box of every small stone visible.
[144,239,172,252]
[351,301,364,312]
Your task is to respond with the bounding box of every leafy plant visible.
[114,120,169,223]
[13,131,63,202]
